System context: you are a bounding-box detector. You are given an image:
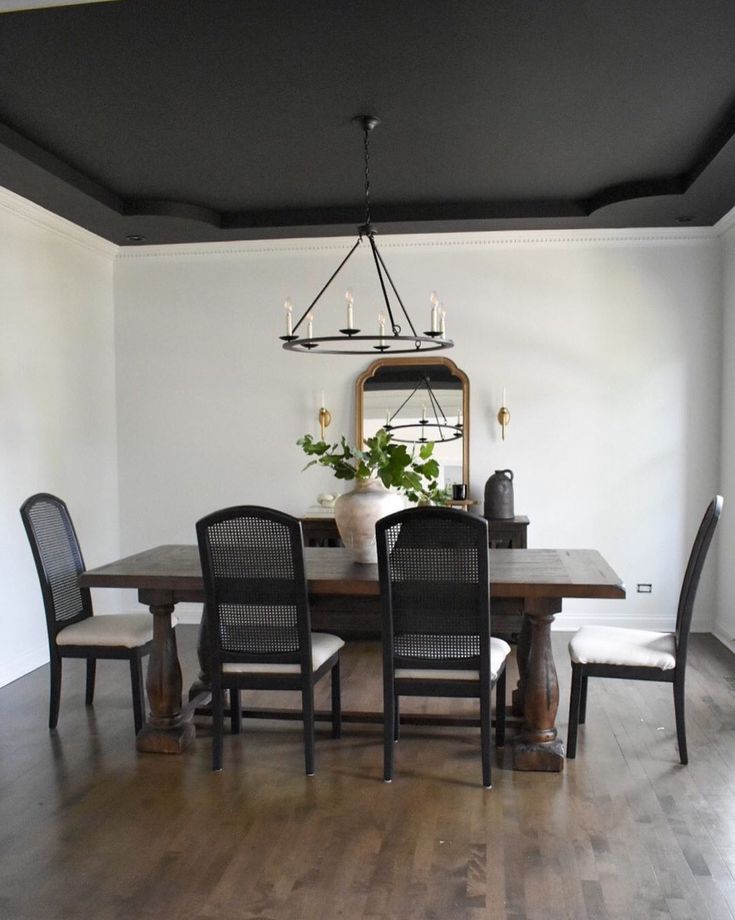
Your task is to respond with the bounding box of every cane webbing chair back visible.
[20,492,152,736]
[196,505,343,774]
[197,506,311,667]
[377,507,491,670]
[20,493,93,636]
[376,507,507,787]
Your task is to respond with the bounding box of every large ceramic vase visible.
[334,479,404,564]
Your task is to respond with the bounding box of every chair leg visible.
[212,683,224,771]
[85,658,96,706]
[567,663,583,759]
[674,677,688,765]
[129,654,146,736]
[230,688,242,735]
[495,668,507,748]
[394,694,400,741]
[579,673,589,724]
[302,682,316,776]
[480,680,492,789]
[49,652,62,730]
[383,681,396,782]
[331,660,342,739]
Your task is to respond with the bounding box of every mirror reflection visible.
[355,357,470,492]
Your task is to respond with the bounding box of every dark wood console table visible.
[486,515,529,548]
[81,545,624,772]
[301,514,341,547]
[303,512,530,550]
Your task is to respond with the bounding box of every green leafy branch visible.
[297,429,450,505]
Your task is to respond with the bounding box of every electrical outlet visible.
[637,583,652,593]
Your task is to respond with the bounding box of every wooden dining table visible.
[80,545,625,772]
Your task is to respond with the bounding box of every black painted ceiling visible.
[1,0,735,246]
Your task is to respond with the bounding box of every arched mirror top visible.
[355,356,470,492]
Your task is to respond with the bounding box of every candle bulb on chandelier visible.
[439,305,446,336]
[284,298,293,336]
[430,291,439,333]
[345,289,354,329]
[378,312,385,343]
[307,314,314,340]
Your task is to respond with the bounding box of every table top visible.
[81,545,625,600]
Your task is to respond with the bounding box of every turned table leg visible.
[136,594,196,754]
[513,597,565,771]
[511,615,532,717]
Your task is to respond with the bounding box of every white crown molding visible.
[0,1,115,12]
[715,204,735,237]
[0,185,117,259]
[114,225,718,262]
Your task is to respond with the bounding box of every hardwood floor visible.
[1,626,734,919]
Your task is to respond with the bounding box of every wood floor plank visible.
[1,628,734,919]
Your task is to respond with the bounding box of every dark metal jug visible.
[484,469,514,520]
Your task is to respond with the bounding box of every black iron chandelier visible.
[279,115,454,355]
[384,374,463,444]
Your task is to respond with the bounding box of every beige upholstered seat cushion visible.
[222,632,345,675]
[56,613,156,649]
[569,625,676,670]
[395,636,511,681]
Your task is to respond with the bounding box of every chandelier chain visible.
[363,124,371,228]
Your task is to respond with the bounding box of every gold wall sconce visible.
[497,388,510,440]
[318,392,332,440]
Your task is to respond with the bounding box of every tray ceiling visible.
[1,0,735,245]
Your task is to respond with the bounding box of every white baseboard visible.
[0,645,48,689]
[712,625,735,654]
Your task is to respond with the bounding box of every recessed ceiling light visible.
[125,234,147,242]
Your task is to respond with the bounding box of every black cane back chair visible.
[20,493,154,735]
[376,507,511,788]
[567,495,723,764]
[196,505,344,773]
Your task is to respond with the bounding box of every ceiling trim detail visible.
[0,183,116,258]
[2,98,735,244]
[113,227,718,262]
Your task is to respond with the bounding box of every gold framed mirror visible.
[355,356,470,491]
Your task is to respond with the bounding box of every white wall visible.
[114,229,723,630]
[715,216,735,651]
[0,188,119,686]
